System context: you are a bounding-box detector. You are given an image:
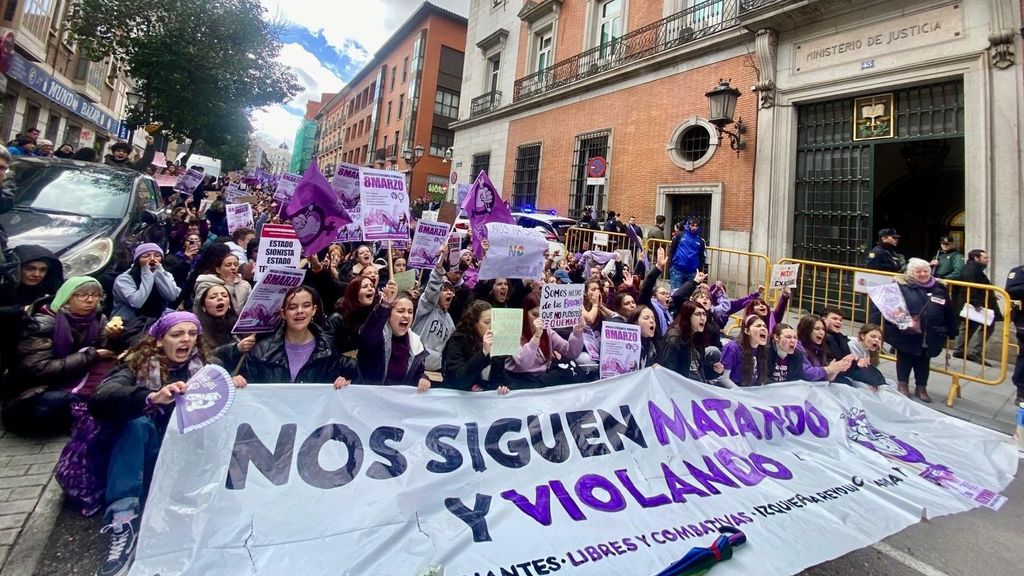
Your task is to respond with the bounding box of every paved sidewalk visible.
[0,429,66,576]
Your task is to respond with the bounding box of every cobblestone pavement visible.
[0,428,65,576]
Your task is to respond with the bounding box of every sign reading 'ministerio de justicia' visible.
[793,3,963,74]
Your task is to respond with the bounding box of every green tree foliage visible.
[68,0,301,159]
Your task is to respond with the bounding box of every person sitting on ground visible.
[742,288,790,335]
[3,278,121,435]
[629,305,662,369]
[659,301,724,383]
[795,313,854,382]
[357,280,430,389]
[638,247,674,337]
[720,315,769,387]
[235,286,355,386]
[193,283,255,364]
[820,306,885,387]
[194,250,251,314]
[847,323,888,390]
[504,293,585,389]
[224,227,255,265]
[111,243,181,328]
[88,312,210,576]
[441,300,508,393]
[0,245,64,372]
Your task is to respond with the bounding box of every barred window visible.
[512,144,541,209]
[677,125,711,162]
[471,153,491,181]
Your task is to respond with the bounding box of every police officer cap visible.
[878,228,900,239]
[939,236,954,243]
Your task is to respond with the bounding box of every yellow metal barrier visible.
[565,227,644,267]
[777,258,1013,407]
[645,238,773,317]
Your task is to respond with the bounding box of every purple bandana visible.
[148,311,203,339]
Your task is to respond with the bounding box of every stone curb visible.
[0,476,64,576]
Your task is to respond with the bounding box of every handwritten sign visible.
[540,283,584,329]
[478,223,548,281]
[600,322,642,378]
[853,271,896,294]
[770,263,800,289]
[489,308,523,356]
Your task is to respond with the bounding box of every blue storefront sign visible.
[5,52,124,136]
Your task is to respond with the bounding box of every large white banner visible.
[131,368,1017,576]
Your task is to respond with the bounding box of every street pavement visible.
[5,356,1022,576]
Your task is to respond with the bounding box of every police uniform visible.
[865,245,904,272]
[1005,264,1024,401]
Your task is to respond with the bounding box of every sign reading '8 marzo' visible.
[130,367,1016,576]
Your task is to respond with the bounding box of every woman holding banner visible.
[358,280,431,390]
[88,311,210,576]
[882,258,958,402]
[504,293,586,389]
[441,300,508,393]
[234,286,356,386]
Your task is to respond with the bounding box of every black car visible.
[1,157,164,278]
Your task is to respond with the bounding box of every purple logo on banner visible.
[175,365,235,434]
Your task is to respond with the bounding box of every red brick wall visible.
[503,54,758,232]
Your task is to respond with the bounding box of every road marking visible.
[872,542,953,576]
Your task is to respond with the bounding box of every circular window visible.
[667,118,719,171]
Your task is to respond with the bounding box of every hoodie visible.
[411,266,454,371]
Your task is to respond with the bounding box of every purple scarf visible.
[909,277,937,289]
[52,308,102,358]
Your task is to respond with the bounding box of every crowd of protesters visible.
[0,133,1021,576]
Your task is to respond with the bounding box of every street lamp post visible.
[705,79,747,155]
[402,143,425,199]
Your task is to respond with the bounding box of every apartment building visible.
[451,0,1024,278]
[316,2,466,201]
[0,1,130,152]
[291,94,331,173]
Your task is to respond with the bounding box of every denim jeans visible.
[105,416,164,523]
[669,268,694,291]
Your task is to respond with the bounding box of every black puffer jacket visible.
[658,327,708,382]
[90,358,200,423]
[883,280,958,358]
[239,325,357,384]
[9,302,106,399]
[441,331,506,391]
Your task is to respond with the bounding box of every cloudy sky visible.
[254,0,470,148]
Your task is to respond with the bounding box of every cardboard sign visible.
[771,263,800,289]
[437,201,459,226]
[255,224,301,283]
[489,308,523,356]
[540,283,585,329]
[477,223,548,281]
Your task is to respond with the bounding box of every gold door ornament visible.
[853,93,894,141]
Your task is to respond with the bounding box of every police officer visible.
[930,235,964,280]
[865,228,905,272]
[1005,263,1024,405]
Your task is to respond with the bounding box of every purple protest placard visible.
[232,266,307,334]
[600,322,642,378]
[174,169,205,194]
[331,163,361,211]
[282,159,352,256]
[461,170,514,259]
[225,203,254,234]
[274,172,302,203]
[175,365,235,434]
[408,221,451,269]
[359,167,410,241]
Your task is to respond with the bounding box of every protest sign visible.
[420,210,438,222]
[959,304,996,327]
[223,183,244,203]
[174,365,234,434]
[447,234,462,267]
[540,283,584,329]
[274,172,302,203]
[770,263,800,289]
[232,266,306,334]
[600,322,642,378]
[437,201,459,226]
[331,163,361,211]
[456,182,471,208]
[255,224,301,283]
[866,283,914,330]
[461,171,515,259]
[592,232,609,248]
[393,270,417,292]
[490,308,523,356]
[225,203,253,234]
[360,167,410,241]
[853,271,897,294]
[282,160,352,256]
[132,367,1017,576]
[408,221,451,269]
[478,222,548,281]
[197,199,211,218]
[174,168,205,194]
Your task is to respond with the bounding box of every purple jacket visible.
[796,341,828,381]
[505,328,584,375]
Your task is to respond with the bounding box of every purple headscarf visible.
[148,311,203,339]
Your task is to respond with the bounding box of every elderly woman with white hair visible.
[882,257,958,402]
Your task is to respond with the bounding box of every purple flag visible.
[174,365,235,434]
[282,159,352,255]
[460,170,515,259]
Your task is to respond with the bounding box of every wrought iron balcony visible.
[386,144,398,161]
[470,90,502,117]
[739,0,787,12]
[513,0,739,103]
[374,148,387,162]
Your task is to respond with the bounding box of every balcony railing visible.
[374,148,387,162]
[386,144,398,161]
[513,0,738,103]
[739,0,787,12]
[470,90,502,117]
